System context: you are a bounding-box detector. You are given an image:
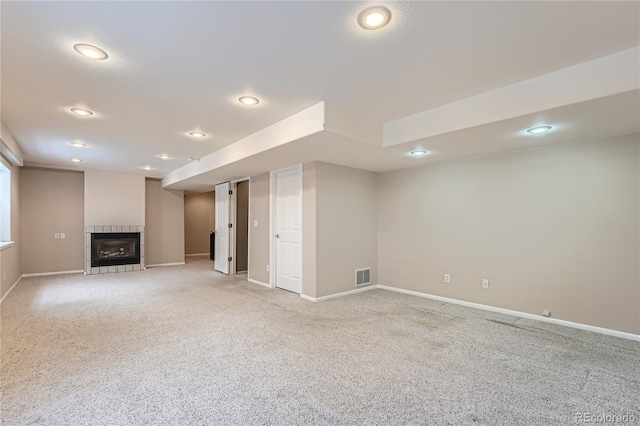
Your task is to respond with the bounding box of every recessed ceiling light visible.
[239,96,260,106]
[358,6,392,30]
[188,157,198,162]
[71,158,82,162]
[157,154,172,160]
[140,165,155,171]
[189,131,206,138]
[527,125,552,134]
[69,142,87,148]
[410,150,429,157]
[70,107,94,117]
[73,43,108,60]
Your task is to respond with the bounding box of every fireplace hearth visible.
[91,232,140,268]
[85,225,145,275]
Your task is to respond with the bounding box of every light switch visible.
[253,220,258,227]
[54,233,60,240]
[60,233,66,239]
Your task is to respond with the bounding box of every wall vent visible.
[355,268,371,287]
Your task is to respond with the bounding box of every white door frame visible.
[269,164,303,290]
[214,182,231,274]
[247,177,252,278]
[229,177,250,275]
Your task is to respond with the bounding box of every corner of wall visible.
[302,162,318,298]
[248,172,271,285]
[1,161,22,299]
[312,162,378,298]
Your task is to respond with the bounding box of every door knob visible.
[275,234,280,238]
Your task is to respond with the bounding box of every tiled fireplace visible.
[85,226,145,275]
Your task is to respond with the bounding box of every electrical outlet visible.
[444,274,451,283]
[253,220,258,227]
[60,233,66,239]
[482,279,489,289]
[542,309,551,317]
[266,264,270,272]
[54,233,60,240]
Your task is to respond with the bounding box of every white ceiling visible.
[164,90,640,191]
[2,1,639,183]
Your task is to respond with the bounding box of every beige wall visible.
[184,191,214,255]
[314,162,378,297]
[250,163,378,297]
[21,168,84,274]
[248,173,270,284]
[378,134,640,334]
[302,163,317,297]
[145,179,185,266]
[84,169,145,226]
[235,180,249,272]
[0,160,21,298]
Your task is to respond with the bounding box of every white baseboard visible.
[248,278,272,288]
[0,275,23,304]
[22,270,84,278]
[185,253,209,257]
[377,285,640,342]
[146,262,185,268]
[301,285,377,302]
[3,270,84,303]
[6,265,637,341]
[296,283,638,341]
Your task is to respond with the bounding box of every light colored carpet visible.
[2,257,639,425]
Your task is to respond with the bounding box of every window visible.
[0,160,12,248]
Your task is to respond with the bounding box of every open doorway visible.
[213,179,250,275]
[234,180,249,273]
[184,190,215,262]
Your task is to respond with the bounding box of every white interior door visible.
[214,182,230,274]
[274,166,302,293]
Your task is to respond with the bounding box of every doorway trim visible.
[269,164,303,291]
[214,182,231,274]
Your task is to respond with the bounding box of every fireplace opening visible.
[91,232,140,267]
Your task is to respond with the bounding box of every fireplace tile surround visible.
[85,226,145,275]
